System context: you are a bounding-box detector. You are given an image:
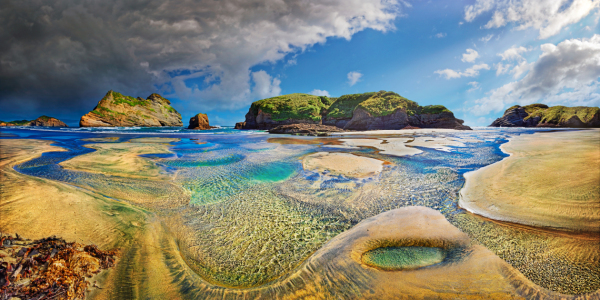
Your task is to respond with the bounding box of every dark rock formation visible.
[242,109,320,130]
[268,124,345,136]
[234,122,246,129]
[341,108,470,131]
[408,112,471,130]
[188,113,216,130]
[29,116,68,127]
[490,104,600,128]
[80,90,182,127]
[342,107,409,130]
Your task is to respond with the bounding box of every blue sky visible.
[1,0,599,127]
[171,0,600,127]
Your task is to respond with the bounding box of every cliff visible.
[240,91,470,131]
[79,91,182,127]
[0,116,67,127]
[490,104,600,128]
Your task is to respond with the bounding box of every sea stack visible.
[188,113,216,130]
[79,90,183,127]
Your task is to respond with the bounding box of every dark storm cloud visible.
[0,0,401,119]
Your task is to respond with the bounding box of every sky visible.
[1,0,599,127]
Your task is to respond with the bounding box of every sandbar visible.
[460,129,600,232]
[302,152,385,178]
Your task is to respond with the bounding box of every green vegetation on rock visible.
[325,92,376,119]
[324,91,451,119]
[418,105,451,115]
[250,93,328,122]
[525,106,600,124]
[355,91,419,117]
[109,91,148,106]
[4,120,31,125]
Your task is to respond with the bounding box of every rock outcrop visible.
[80,91,182,127]
[239,91,471,132]
[0,116,67,127]
[268,124,344,136]
[188,113,216,130]
[490,104,600,128]
[29,116,68,127]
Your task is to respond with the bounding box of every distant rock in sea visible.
[238,91,470,131]
[29,115,68,127]
[0,116,68,127]
[79,90,182,127]
[490,104,600,128]
[188,113,216,130]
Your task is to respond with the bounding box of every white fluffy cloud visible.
[496,46,532,78]
[498,46,529,61]
[0,0,403,114]
[309,89,331,97]
[464,0,599,39]
[462,49,480,62]
[347,71,363,86]
[435,64,490,79]
[435,32,447,38]
[472,34,600,116]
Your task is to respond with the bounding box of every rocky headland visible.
[238,91,470,132]
[490,104,600,127]
[0,116,68,127]
[79,90,182,127]
[188,113,216,130]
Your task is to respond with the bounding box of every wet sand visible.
[60,137,178,180]
[460,129,600,232]
[2,138,599,299]
[302,152,384,178]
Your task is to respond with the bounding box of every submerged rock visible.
[490,104,600,127]
[80,90,182,127]
[188,113,216,130]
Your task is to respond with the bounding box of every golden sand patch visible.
[60,139,177,180]
[302,152,384,178]
[460,129,600,232]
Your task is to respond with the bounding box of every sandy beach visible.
[460,129,600,232]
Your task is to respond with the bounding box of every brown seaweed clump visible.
[0,233,118,300]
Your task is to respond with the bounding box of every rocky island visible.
[79,90,182,127]
[0,115,68,127]
[237,91,470,132]
[490,104,600,127]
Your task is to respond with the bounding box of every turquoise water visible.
[250,161,297,182]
